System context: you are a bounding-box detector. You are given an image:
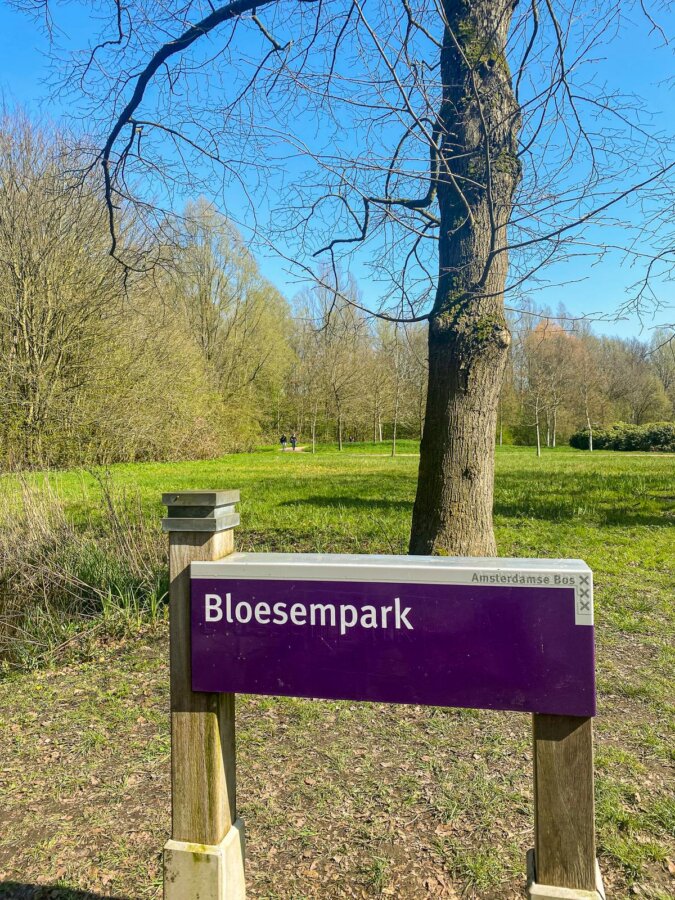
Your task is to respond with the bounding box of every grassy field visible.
[0,444,673,899]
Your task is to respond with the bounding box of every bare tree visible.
[525,321,573,448]
[649,329,675,412]
[0,112,125,466]
[574,340,604,452]
[520,329,548,457]
[17,0,675,552]
[302,280,368,449]
[170,200,292,414]
[291,302,330,452]
[368,322,393,444]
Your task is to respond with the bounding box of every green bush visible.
[644,423,675,452]
[509,424,538,446]
[569,429,590,449]
[569,422,675,452]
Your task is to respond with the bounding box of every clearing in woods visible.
[0,444,673,899]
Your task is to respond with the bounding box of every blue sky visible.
[0,1,673,339]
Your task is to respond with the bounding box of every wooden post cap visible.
[161,490,240,533]
[162,490,240,507]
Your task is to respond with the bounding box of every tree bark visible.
[410,0,521,556]
[392,329,401,458]
[586,405,593,452]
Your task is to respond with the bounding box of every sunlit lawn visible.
[0,443,673,898]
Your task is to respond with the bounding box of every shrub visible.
[569,422,675,452]
[509,424,538,446]
[0,477,167,669]
[644,423,675,452]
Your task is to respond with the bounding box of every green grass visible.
[0,443,673,898]
[4,443,672,640]
[3,439,672,542]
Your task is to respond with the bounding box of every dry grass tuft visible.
[0,475,167,668]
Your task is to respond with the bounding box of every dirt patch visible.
[1,624,673,899]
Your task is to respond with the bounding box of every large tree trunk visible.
[410,0,521,556]
[412,312,509,555]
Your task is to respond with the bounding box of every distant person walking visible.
[290,432,298,451]
[280,434,287,451]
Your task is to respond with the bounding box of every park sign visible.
[164,493,603,899]
[190,552,595,717]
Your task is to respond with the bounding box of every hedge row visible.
[569,422,675,452]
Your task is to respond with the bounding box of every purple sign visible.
[190,553,595,717]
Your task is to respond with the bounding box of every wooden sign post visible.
[531,715,600,898]
[162,490,604,900]
[161,490,246,900]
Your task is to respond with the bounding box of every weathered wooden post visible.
[529,714,603,899]
[161,490,245,900]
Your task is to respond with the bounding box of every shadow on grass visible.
[279,495,414,511]
[0,886,129,900]
[287,489,672,527]
[493,500,671,527]
[494,469,674,526]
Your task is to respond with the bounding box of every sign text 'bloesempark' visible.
[190,553,595,717]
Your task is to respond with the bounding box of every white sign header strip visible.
[192,553,593,626]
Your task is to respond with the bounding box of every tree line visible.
[280,299,675,453]
[1,115,672,471]
[503,316,675,454]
